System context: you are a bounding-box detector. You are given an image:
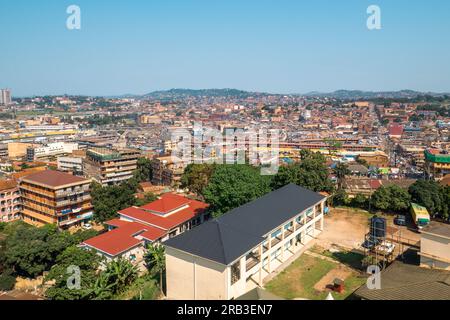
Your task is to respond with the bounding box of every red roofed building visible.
[389,124,404,139]
[80,193,209,263]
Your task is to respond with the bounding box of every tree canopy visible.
[91,181,138,223]
[181,163,216,197]
[408,180,449,219]
[271,150,334,192]
[371,185,411,212]
[133,157,153,183]
[203,164,272,218]
[0,221,98,279]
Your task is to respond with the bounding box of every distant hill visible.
[303,90,449,99]
[107,88,449,100]
[141,88,267,99]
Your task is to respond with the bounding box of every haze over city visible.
[0,0,449,307]
[2,0,450,96]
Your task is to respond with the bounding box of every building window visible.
[230,261,241,285]
[284,221,293,230]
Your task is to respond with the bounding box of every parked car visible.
[82,223,92,230]
[394,215,406,226]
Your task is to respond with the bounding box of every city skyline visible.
[1,0,450,96]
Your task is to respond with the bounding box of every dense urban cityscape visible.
[1,0,450,313]
[0,87,449,302]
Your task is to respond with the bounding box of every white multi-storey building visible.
[164,183,327,300]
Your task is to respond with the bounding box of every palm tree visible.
[144,244,166,295]
[334,163,350,189]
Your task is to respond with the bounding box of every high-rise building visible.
[0,89,12,105]
[19,170,93,228]
[83,147,140,186]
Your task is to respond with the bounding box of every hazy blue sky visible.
[1,0,450,96]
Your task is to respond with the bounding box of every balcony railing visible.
[246,256,260,272]
[270,236,282,248]
[56,195,91,207]
[284,228,294,237]
[55,186,89,198]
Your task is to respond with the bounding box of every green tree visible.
[355,157,368,167]
[203,165,272,218]
[44,246,102,300]
[0,269,16,291]
[334,163,350,189]
[91,181,138,223]
[83,272,115,300]
[351,194,368,209]
[135,192,158,207]
[133,158,153,183]
[372,185,410,212]
[271,151,334,193]
[408,180,448,219]
[1,222,97,279]
[103,258,139,295]
[331,189,349,207]
[144,244,166,295]
[181,163,216,197]
[324,138,343,157]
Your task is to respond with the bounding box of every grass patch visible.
[311,245,365,270]
[114,274,160,300]
[265,252,367,300]
[265,254,335,300]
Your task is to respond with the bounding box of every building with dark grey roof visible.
[164,183,327,300]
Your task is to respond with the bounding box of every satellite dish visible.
[326,292,335,300]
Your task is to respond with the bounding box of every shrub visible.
[0,271,16,291]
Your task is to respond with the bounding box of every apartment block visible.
[19,170,93,228]
[0,89,12,105]
[0,180,21,222]
[151,156,186,187]
[83,147,140,186]
[57,156,84,175]
[424,149,450,180]
[164,183,326,300]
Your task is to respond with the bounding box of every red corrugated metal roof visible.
[140,193,190,214]
[83,194,208,256]
[82,221,165,256]
[389,125,404,137]
[369,179,383,189]
[118,194,208,230]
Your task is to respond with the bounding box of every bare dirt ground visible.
[317,208,421,251]
[313,266,352,292]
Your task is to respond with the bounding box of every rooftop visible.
[140,193,190,214]
[20,170,90,188]
[119,194,208,230]
[421,221,450,239]
[164,183,325,265]
[82,220,166,257]
[354,260,450,300]
[0,179,18,191]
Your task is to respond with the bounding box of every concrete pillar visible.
[267,237,272,273]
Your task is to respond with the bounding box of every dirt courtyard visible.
[317,208,421,251]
